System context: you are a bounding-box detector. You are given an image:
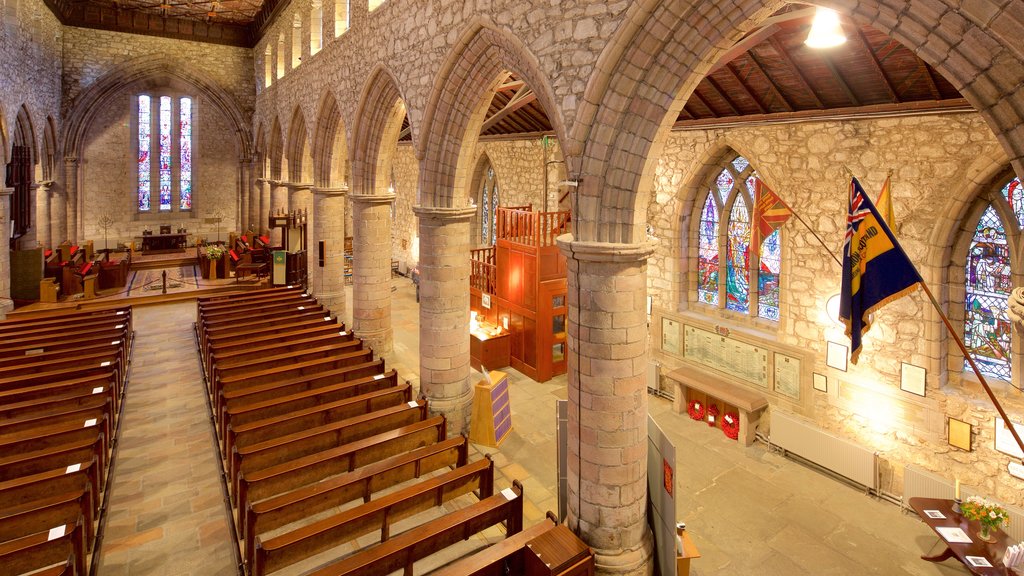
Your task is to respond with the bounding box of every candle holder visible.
[952,498,962,515]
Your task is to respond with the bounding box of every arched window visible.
[962,176,1020,381]
[291,14,302,69]
[479,164,499,246]
[137,94,193,212]
[264,45,273,88]
[310,1,323,55]
[334,0,349,36]
[276,33,285,79]
[694,154,781,321]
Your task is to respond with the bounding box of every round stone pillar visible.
[64,157,79,243]
[36,181,52,249]
[556,234,656,576]
[249,172,261,234]
[413,205,476,435]
[257,178,271,235]
[351,193,395,355]
[312,185,348,313]
[269,180,288,245]
[51,182,67,245]
[288,182,314,283]
[239,162,251,233]
[0,184,14,318]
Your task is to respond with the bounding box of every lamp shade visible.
[805,7,846,49]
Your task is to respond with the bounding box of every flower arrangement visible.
[706,403,720,427]
[205,245,225,260]
[961,495,1010,541]
[722,412,740,440]
[687,400,705,421]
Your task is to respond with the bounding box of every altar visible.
[140,233,187,252]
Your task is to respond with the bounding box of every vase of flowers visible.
[204,245,226,280]
[960,495,1010,543]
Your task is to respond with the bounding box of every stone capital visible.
[313,185,349,197]
[412,205,476,223]
[255,177,268,184]
[268,179,284,187]
[556,234,656,264]
[0,187,13,197]
[351,192,396,207]
[285,181,314,191]
[63,156,78,166]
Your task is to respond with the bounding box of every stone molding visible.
[556,233,657,263]
[284,181,314,190]
[0,187,13,197]
[312,185,349,196]
[351,192,397,206]
[412,205,476,222]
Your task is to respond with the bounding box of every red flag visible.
[752,178,793,246]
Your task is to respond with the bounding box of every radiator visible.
[903,464,1024,542]
[771,410,877,490]
[647,361,660,394]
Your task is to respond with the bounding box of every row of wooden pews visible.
[0,305,133,576]
[197,287,593,575]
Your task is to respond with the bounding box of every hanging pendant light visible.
[805,7,846,49]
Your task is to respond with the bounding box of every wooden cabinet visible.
[470,331,510,372]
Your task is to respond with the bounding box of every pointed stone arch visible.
[42,116,57,182]
[417,19,565,209]
[312,91,348,188]
[351,65,408,198]
[467,150,500,246]
[13,104,38,172]
[269,117,284,180]
[286,105,313,183]
[254,123,267,179]
[62,54,251,162]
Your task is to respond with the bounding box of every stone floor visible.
[91,276,984,575]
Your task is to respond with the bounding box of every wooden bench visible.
[0,374,118,419]
[250,457,495,575]
[212,341,364,393]
[0,417,110,476]
[224,382,410,459]
[236,416,447,515]
[0,399,111,441]
[197,290,309,314]
[200,313,337,357]
[0,385,114,424]
[203,324,350,378]
[0,435,106,488]
[199,305,328,350]
[0,335,130,375]
[0,306,131,331]
[199,297,319,325]
[665,366,769,446]
[0,517,87,576]
[306,480,524,576]
[0,490,95,558]
[0,318,130,345]
[0,351,124,390]
[231,400,428,493]
[242,435,469,561]
[219,361,387,426]
[209,331,356,377]
[0,461,99,548]
[0,328,129,359]
[235,262,269,282]
[196,286,303,312]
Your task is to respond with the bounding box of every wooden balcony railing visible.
[496,207,571,248]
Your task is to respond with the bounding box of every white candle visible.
[955,478,961,500]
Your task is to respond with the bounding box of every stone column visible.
[239,162,251,233]
[36,181,52,249]
[269,180,288,245]
[351,193,396,355]
[312,185,347,312]
[0,181,13,318]
[256,178,271,235]
[51,181,67,245]
[556,234,655,576]
[64,157,79,243]
[249,171,261,235]
[413,205,475,434]
[287,182,314,283]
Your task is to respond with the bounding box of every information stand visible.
[470,370,513,448]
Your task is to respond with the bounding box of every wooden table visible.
[141,233,187,252]
[909,497,1015,575]
[470,330,510,372]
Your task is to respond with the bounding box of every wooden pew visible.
[214,350,375,422]
[0,386,114,424]
[200,313,336,356]
[236,416,447,516]
[429,517,558,576]
[0,400,110,441]
[196,286,304,313]
[199,298,320,327]
[0,317,130,344]
[0,485,95,549]
[224,383,410,455]
[0,517,87,576]
[204,324,351,378]
[305,481,524,576]
[242,436,469,562]
[198,294,315,319]
[222,368,393,433]
[0,373,118,418]
[0,333,130,374]
[231,400,428,493]
[200,306,328,351]
[0,417,110,474]
[0,351,124,390]
[250,457,495,575]
[0,435,106,488]
[0,305,130,328]
[212,340,364,393]
[209,331,356,376]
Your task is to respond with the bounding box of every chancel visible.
[1,1,1024,575]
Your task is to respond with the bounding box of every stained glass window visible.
[137,95,151,211]
[726,199,750,313]
[481,180,490,243]
[694,154,782,322]
[158,96,172,211]
[697,194,719,305]
[758,230,781,321]
[964,204,1012,380]
[179,97,192,210]
[479,164,499,245]
[1000,177,1024,229]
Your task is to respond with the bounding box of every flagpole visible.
[791,210,843,268]
[916,279,1024,462]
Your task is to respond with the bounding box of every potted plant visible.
[961,495,1010,542]
[203,244,226,280]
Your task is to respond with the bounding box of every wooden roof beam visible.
[689,89,719,118]
[481,88,537,133]
[724,63,768,114]
[495,80,525,93]
[820,53,860,107]
[709,24,780,74]
[747,52,795,112]
[769,36,823,108]
[704,77,741,115]
[854,27,898,101]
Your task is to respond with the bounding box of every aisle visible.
[93,302,237,575]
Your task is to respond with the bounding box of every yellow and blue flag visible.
[839,177,922,364]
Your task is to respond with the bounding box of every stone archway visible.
[309,91,349,311]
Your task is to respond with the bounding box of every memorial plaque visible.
[773,353,801,400]
[683,325,768,388]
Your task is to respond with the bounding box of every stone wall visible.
[647,112,1024,506]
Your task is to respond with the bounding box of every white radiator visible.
[771,410,877,490]
[647,361,660,394]
[903,464,1024,542]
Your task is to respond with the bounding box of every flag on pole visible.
[839,177,923,364]
[752,178,793,247]
[876,173,896,235]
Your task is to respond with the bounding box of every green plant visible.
[205,245,225,260]
[961,495,1010,530]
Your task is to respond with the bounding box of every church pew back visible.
[223,368,394,430]
[0,307,131,333]
[0,488,95,554]
[0,400,110,442]
[204,324,349,378]
[0,386,113,424]
[0,328,129,360]
[0,417,109,471]
[0,374,117,418]
[242,435,469,559]
[232,400,428,492]
[428,518,558,576]
[198,298,320,327]
[237,416,447,514]
[200,314,336,356]
[0,436,105,488]
[212,340,363,389]
[251,457,494,575]
[0,517,87,576]
[305,481,524,576]
[211,332,355,373]
[0,319,130,347]
[197,286,304,312]
[0,351,123,390]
